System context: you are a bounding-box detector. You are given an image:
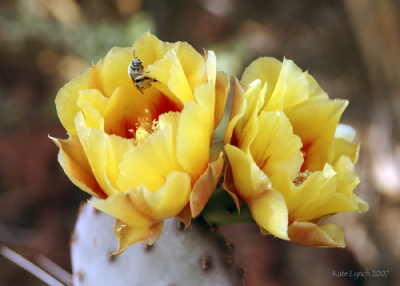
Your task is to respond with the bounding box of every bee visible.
[128,51,159,94]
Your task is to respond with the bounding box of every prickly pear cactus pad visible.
[71,201,243,286]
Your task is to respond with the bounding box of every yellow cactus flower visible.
[50,32,230,254]
[224,57,368,247]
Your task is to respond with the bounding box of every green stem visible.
[200,187,254,226]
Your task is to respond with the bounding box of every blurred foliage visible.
[1,0,155,62]
[0,0,400,285]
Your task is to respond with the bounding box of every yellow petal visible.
[153,48,194,105]
[289,72,329,109]
[100,46,137,97]
[75,112,119,196]
[79,100,104,131]
[234,79,264,138]
[225,144,289,239]
[190,152,224,218]
[333,156,368,213]
[287,99,348,171]
[305,72,329,103]
[298,192,358,222]
[241,57,283,107]
[55,67,94,136]
[288,221,345,247]
[93,171,191,232]
[176,81,215,175]
[49,135,107,199]
[236,80,266,155]
[137,33,208,106]
[131,32,167,65]
[283,164,336,220]
[105,135,134,191]
[333,156,360,197]
[139,171,192,221]
[117,117,180,193]
[147,51,184,106]
[291,162,359,222]
[102,87,127,137]
[248,187,289,240]
[270,58,309,111]
[250,111,303,180]
[225,144,271,200]
[77,89,109,115]
[352,194,369,213]
[269,170,297,211]
[135,32,207,93]
[333,138,360,165]
[111,219,163,255]
[90,192,154,229]
[241,57,308,112]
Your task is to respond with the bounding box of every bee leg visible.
[134,83,144,94]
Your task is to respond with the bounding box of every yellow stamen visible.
[293,170,312,186]
[133,116,160,145]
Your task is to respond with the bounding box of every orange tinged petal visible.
[224,76,247,145]
[288,222,345,248]
[175,205,192,228]
[190,152,224,218]
[214,71,230,129]
[111,219,163,255]
[222,162,242,211]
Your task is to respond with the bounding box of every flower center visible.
[293,170,312,186]
[130,117,160,145]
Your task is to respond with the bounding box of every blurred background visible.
[0,0,399,285]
